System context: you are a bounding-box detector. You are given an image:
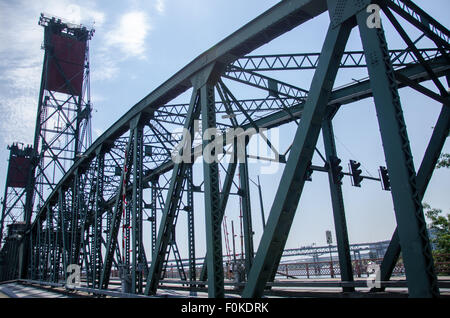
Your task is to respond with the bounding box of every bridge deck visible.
[1,277,449,298]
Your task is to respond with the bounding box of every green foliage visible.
[423,203,450,263]
[436,153,450,169]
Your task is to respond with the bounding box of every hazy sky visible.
[0,0,448,260]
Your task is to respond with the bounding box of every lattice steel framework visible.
[29,14,94,219]
[0,144,33,245]
[0,0,448,298]
[1,15,95,280]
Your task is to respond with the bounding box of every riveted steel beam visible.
[92,148,105,289]
[99,127,135,290]
[242,16,353,298]
[223,67,308,101]
[356,9,439,297]
[381,5,449,97]
[185,166,196,285]
[200,63,227,297]
[378,100,450,290]
[129,118,146,293]
[145,84,202,295]
[384,0,450,49]
[199,153,238,285]
[229,48,446,72]
[239,145,254,276]
[57,190,67,281]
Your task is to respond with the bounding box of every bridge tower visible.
[0,14,94,280]
[0,144,33,245]
[27,14,94,223]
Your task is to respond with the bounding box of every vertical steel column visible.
[0,149,15,246]
[238,145,254,275]
[70,170,80,266]
[29,229,35,280]
[47,204,55,282]
[186,165,196,284]
[145,86,201,295]
[86,226,94,287]
[150,179,158,255]
[37,219,43,280]
[77,182,86,268]
[43,207,51,281]
[54,209,61,283]
[378,102,450,289]
[199,158,238,284]
[32,229,38,280]
[257,176,266,230]
[131,119,144,293]
[124,196,131,273]
[322,112,354,292]
[242,19,352,298]
[93,149,105,288]
[356,11,439,297]
[99,131,134,290]
[106,209,112,248]
[58,190,68,281]
[201,81,225,298]
[80,184,95,288]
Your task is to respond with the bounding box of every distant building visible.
[427,226,438,251]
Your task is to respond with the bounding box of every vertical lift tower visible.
[0,14,94,280]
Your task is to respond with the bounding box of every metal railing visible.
[156,255,450,280]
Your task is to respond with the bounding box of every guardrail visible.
[156,255,450,280]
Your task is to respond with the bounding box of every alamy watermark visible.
[366,4,381,29]
[170,120,281,175]
[366,262,381,289]
[66,264,81,288]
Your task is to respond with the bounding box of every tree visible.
[436,153,450,169]
[422,149,450,272]
[423,203,450,255]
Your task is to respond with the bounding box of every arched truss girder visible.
[22,0,449,298]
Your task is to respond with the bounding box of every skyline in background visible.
[0,0,449,260]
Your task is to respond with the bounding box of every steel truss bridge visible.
[0,0,449,298]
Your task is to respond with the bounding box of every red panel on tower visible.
[7,157,31,188]
[46,34,86,96]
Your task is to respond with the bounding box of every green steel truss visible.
[0,0,448,298]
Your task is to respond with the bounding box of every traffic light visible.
[349,160,363,187]
[305,161,313,181]
[379,166,391,191]
[305,168,313,181]
[329,156,344,185]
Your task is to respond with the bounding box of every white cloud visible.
[40,2,105,28]
[155,0,165,14]
[3,64,41,94]
[0,1,155,151]
[0,96,37,145]
[91,52,120,81]
[0,0,106,147]
[105,11,151,59]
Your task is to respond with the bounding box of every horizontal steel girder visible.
[30,54,449,229]
[229,48,447,71]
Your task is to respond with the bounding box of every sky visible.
[0,0,449,262]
